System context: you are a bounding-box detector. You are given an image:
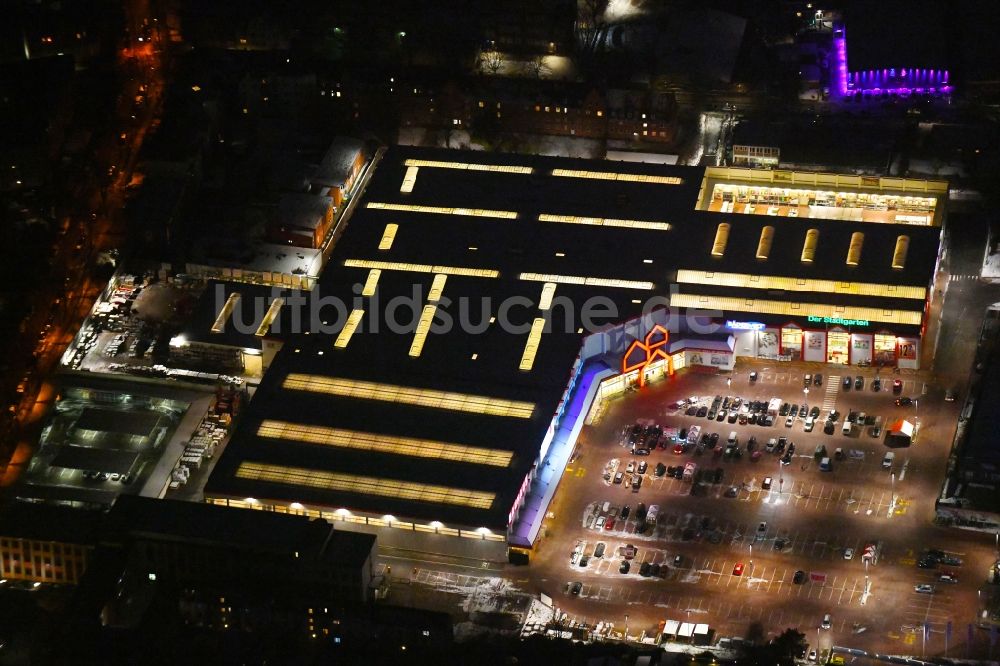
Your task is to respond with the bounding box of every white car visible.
[843,548,854,560]
[789,208,800,218]
[767,206,779,216]
[915,584,935,594]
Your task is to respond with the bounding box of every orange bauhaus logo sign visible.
[621,324,674,387]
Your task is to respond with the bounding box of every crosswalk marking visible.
[822,377,840,412]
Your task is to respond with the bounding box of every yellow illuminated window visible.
[366,202,518,219]
[235,462,496,509]
[675,269,925,300]
[255,298,284,337]
[334,309,365,349]
[670,293,923,325]
[756,226,774,260]
[846,232,864,266]
[892,235,910,270]
[211,293,241,333]
[519,318,545,371]
[257,420,513,466]
[404,158,533,174]
[344,259,499,279]
[400,167,419,193]
[378,223,399,250]
[427,274,447,303]
[551,168,682,185]
[538,213,671,231]
[801,229,819,263]
[538,283,556,310]
[283,375,536,418]
[409,304,438,357]
[712,223,730,257]
[361,269,381,296]
[518,272,653,290]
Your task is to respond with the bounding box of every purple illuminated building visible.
[832,23,952,100]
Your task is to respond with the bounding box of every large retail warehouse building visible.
[204,147,947,560]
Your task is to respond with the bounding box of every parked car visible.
[872,378,881,392]
[749,371,758,382]
[732,562,745,576]
[893,379,903,394]
[594,542,606,558]
[614,472,624,484]
[855,375,864,390]
[655,462,667,477]
[843,376,852,390]
[843,548,854,560]
[762,476,772,490]
[793,570,807,584]
[619,560,630,574]
[895,397,912,406]
[914,584,935,594]
[814,373,822,386]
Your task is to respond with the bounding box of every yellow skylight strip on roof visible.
[409,304,438,357]
[235,462,496,509]
[257,419,513,467]
[674,270,926,300]
[756,226,774,260]
[428,274,447,303]
[404,158,533,174]
[538,213,671,231]
[846,232,864,266]
[366,202,518,219]
[400,167,419,193]
[344,259,499,279]
[361,269,381,296]
[801,228,819,263]
[712,223,731,257]
[670,293,923,326]
[518,272,654,291]
[551,168,683,185]
[254,298,284,337]
[519,318,546,371]
[892,235,910,270]
[538,283,557,310]
[283,374,536,419]
[334,309,365,349]
[210,293,241,333]
[379,223,399,250]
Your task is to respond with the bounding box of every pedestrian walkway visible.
[822,377,840,412]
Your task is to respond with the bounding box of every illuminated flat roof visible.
[207,146,944,531]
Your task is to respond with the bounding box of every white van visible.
[882,451,895,469]
[842,419,853,435]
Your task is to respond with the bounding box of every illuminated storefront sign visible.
[807,315,870,327]
[726,320,766,331]
[622,325,674,388]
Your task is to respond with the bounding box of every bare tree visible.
[526,55,550,79]
[482,49,505,75]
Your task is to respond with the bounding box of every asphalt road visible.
[527,363,998,660]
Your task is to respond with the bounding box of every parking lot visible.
[528,361,998,658]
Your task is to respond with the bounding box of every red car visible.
[892,379,903,394]
[673,443,685,455]
[604,519,616,531]
[732,562,745,576]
